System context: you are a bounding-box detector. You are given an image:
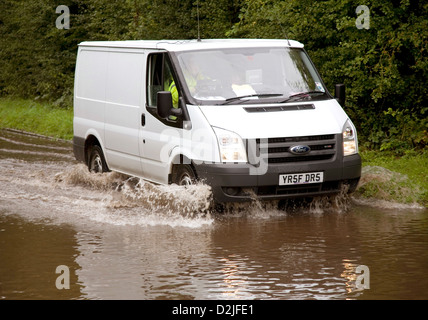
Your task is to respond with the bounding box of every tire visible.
[172,164,197,186]
[88,145,109,173]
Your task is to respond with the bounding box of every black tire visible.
[88,145,109,173]
[172,164,197,186]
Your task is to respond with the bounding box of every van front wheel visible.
[88,145,109,173]
[172,165,196,186]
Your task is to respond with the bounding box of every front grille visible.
[267,134,335,144]
[249,134,337,164]
[268,154,334,164]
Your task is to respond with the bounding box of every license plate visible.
[279,172,324,186]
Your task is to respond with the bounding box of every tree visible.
[0,0,425,149]
[227,0,427,149]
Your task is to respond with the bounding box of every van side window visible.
[147,53,180,110]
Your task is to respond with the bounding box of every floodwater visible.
[0,129,427,300]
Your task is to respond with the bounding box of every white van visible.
[73,39,361,202]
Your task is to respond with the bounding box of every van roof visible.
[78,39,304,51]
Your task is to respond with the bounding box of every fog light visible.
[223,187,241,196]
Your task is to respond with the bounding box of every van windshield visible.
[175,47,328,105]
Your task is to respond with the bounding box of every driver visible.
[182,55,205,95]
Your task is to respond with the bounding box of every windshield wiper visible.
[222,93,284,105]
[279,91,327,103]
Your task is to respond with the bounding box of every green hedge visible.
[0,0,426,150]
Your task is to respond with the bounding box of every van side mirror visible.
[335,84,346,107]
[156,92,192,129]
[157,91,182,118]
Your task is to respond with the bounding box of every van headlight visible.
[213,127,247,163]
[343,119,358,156]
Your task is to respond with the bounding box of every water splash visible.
[217,185,352,218]
[108,177,213,217]
[55,163,126,191]
[50,162,360,225]
[55,164,212,219]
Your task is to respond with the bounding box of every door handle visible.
[141,114,146,126]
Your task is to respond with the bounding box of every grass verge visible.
[0,97,73,140]
[356,149,427,207]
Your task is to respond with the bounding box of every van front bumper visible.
[193,153,361,203]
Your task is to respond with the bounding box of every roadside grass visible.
[0,97,426,207]
[356,149,428,207]
[0,97,73,140]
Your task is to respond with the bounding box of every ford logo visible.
[289,145,311,155]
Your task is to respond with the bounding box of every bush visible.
[0,0,426,151]
[227,0,428,151]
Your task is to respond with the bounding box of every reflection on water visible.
[341,260,362,294]
[0,129,427,300]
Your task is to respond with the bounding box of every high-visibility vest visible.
[184,71,204,95]
[165,79,179,108]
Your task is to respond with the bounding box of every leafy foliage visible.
[0,0,426,150]
[227,0,427,150]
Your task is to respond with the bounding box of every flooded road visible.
[0,129,427,300]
